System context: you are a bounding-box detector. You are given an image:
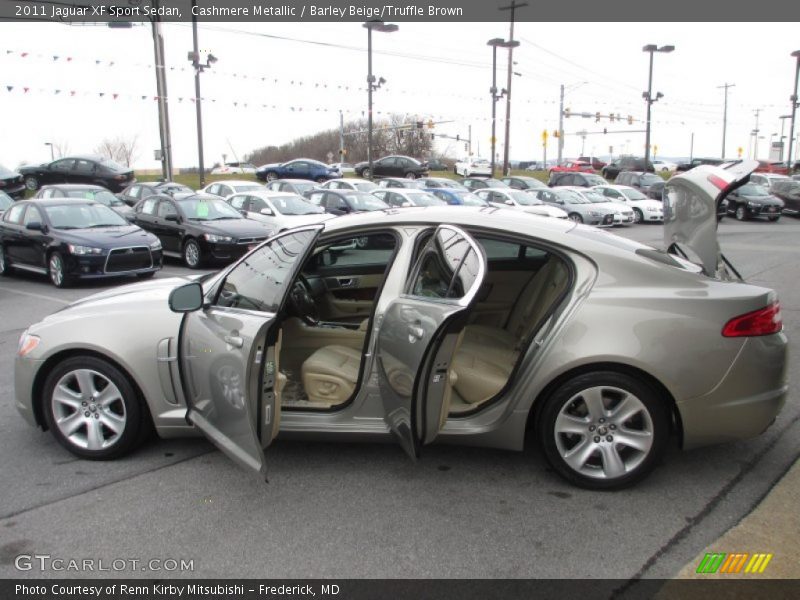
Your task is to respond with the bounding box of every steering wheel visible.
[288,274,320,325]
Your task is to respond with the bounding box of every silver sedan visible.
[13,161,787,490]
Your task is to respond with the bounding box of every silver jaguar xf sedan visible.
[13,161,787,489]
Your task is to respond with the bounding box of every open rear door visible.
[376,225,487,458]
[664,159,758,279]
[177,226,323,478]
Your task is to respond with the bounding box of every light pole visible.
[642,44,674,169]
[786,50,800,170]
[557,81,587,165]
[44,142,54,161]
[487,38,516,177]
[363,20,398,181]
[718,82,735,158]
[779,115,792,161]
[499,1,527,176]
[189,0,217,189]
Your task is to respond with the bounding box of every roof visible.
[16,198,97,207]
[205,180,261,187]
[39,184,106,191]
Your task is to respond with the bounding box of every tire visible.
[42,356,146,460]
[48,251,73,288]
[453,167,458,175]
[568,213,583,224]
[361,168,371,180]
[265,171,278,182]
[183,238,204,269]
[735,205,748,221]
[538,371,670,490]
[0,245,9,276]
[24,175,39,191]
[405,172,417,180]
[632,208,643,224]
[315,177,327,184]
[768,216,780,222]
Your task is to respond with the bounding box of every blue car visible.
[425,188,489,206]
[256,158,339,183]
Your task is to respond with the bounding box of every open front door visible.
[178,226,323,478]
[376,225,487,458]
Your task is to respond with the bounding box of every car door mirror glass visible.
[25,221,43,231]
[260,208,274,216]
[169,282,204,313]
[164,213,179,222]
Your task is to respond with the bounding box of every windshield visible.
[270,195,323,215]
[346,193,389,211]
[454,191,487,206]
[406,192,444,206]
[292,182,316,194]
[556,190,589,204]
[232,184,263,193]
[621,188,648,201]
[641,174,662,185]
[0,164,19,178]
[99,159,127,172]
[0,191,12,209]
[584,191,610,203]
[485,180,506,188]
[177,196,243,220]
[352,181,378,192]
[509,191,542,205]
[584,174,607,186]
[64,189,125,206]
[44,203,128,229]
[739,183,769,196]
[158,183,193,195]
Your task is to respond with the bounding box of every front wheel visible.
[568,213,583,224]
[361,168,371,179]
[735,205,748,221]
[538,371,669,490]
[632,208,643,224]
[48,251,73,288]
[43,356,147,460]
[265,171,278,182]
[183,239,204,269]
[24,175,39,191]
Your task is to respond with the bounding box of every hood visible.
[522,205,567,218]
[256,163,281,171]
[199,218,273,237]
[58,225,157,247]
[664,160,758,278]
[278,213,335,227]
[591,201,632,215]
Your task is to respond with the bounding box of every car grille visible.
[237,237,267,245]
[105,246,153,273]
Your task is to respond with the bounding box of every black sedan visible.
[377,177,425,189]
[0,191,13,216]
[0,199,162,287]
[459,177,510,191]
[265,179,321,198]
[354,155,429,180]
[132,193,274,268]
[501,176,548,191]
[18,156,135,193]
[34,184,134,221]
[306,189,389,216]
[771,180,800,215]
[416,177,466,190]
[0,164,25,199]
[725,183,783,221]
[118,181,194,207]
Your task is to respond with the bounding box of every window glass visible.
[43,204,127,229]
[270,195,322,215]
[410,228,476,300]
[229,195,247,210]
[176,197,241,220]
[73,160,95,174]
[405,192,443,207]
[140,198,158,215]
[51,159,74,172]
[479,238,520,259]
[232,184,262,193]
[308,192,325,206]
[0,191,12,210]
[128,186,142,198]
[249,197,267,212]
[5,203,25,223]
[22,205,43,226]
[216,230,317,313]
[157,201,177,219]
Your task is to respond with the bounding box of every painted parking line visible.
[0,287,71,305]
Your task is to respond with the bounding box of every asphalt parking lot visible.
[1,219,798,581]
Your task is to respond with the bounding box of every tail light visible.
[722,302,782,337]
[707,174,730,190]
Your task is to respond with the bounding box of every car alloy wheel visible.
[24,176,39,190]
[266,172,278,182]
[362,168,371,179]
[539,371,669,490]
[0,245,8,276]
[735,205,747,221]
[43,356,146,459]
[183,239,203,269]
[568,213,583,223]
[633,208,643,224]
[405,172,417,180]
[48,252,71,288]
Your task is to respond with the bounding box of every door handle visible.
[407,325,425,342]
[224,335,244,348]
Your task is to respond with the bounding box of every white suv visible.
[455,158,491,178]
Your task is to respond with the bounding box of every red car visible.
[756,160,790,175]
[549,160,594,175]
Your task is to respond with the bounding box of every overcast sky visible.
[1,21,798,170]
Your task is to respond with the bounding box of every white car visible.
[561,186,635,225]
[321,178,378,192]
[652,160,677,173]
[475,188,568,219]
[749,173,790,191]
[225,190,334,232]
[210,162,258,175]
[201,180,265,198]
[592,184,664,223]
[372,188,446,208]
[455,157,492,178]
[329,162,355,175]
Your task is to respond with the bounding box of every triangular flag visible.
[23,87,29,93]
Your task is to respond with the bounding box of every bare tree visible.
[52,140,70,159]
[94,134,139,167]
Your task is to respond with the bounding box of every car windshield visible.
[292,182,316,194]
[508,191,542,205]
[270,195,323,215]
[232,184,263,193]
[584,174,607,186]
[557,190,589,204]
[345,193,389,211]
[99,159,127,172]
[64,189,125,206]
[641,174,663,185]
[584,191,610,203]
[0,164,19,178]
[405,192,444,206]
[177,197,242,220]
[740,183,769,196]
[620,188,648,200]
[351,181,378,192]
[455,191,487,206]
[0,191,12,209]
[158,183,193,195]
[485,180,505,188]
[44,203,128,229]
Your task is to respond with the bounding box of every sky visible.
[1,21,798,170]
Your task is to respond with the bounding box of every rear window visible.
[99,159,127,172]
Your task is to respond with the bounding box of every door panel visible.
[377,225,487,458]
[319,272,384,321]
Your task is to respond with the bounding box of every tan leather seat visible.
[451,349,515,405]
[301,345,361,405]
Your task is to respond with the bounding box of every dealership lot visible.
[1,220,798,580]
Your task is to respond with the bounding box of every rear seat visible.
[451,257,569,406]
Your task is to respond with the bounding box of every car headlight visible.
[17,331,40,357]
[747,201,757,208]
[67,244,104,255]
[204,234,234,243]
[149,239,162,250]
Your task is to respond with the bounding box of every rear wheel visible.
[361,168,371,180]
[315,176,326,183]
[735,205,748,221]
[43,356,146,460]
[538,371,669,490]
[48,251,73,288]
[568,213,583,224]
[405,172,417,180]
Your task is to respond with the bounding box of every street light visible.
[487,38,517,177]
[363,20,398,181]
[189,0,217,188]
[642,44,674,169]
[44,142,54,161]
[786,50,800,171]
[557,81,588,165]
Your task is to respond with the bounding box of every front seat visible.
[301,345,361,405]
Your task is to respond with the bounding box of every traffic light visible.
[553,130,560,138]
[416,121,423,129]
[564,107,571,118]
[431,133,435,140]
[627,115,633,125]
[603,128,607,135]
[595,112,601,123]
[427,119,434,129]
[456,134,460,141]
[609,113,615,122]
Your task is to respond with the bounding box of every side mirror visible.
[505,199,514,206]
[260,208,274,216]
[169,282,204,313]
[401,201,412,207]
[25,221,43,231]
[164,213,179,222]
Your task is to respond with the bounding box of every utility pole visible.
[752,108,761,159]
[718,82,735,159]
[557,84,565,164]
[468,124,472,156]
[689,132,694,161]
[787,50,800,170]
[339,110,345,161]
[190,0,205,187]
[499,1,527,176]
[151,1,173,181]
